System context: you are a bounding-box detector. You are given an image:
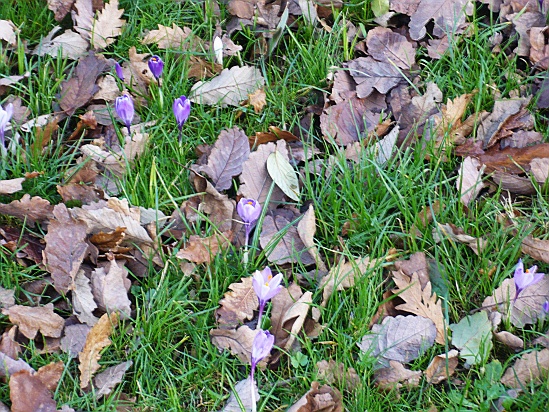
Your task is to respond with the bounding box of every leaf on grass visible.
[92,74,119,102]
[57,183,103,205]
[0,287,15,309]
[36,361,64,391]
[501,348,549,388]
[119,47,154,100]
[286,381,343,412]
[215,276,258,329]
[44,203,89,293]
[367,124,399,166]
[450,311,493,367]
[457,156,485,206]
[191,173,236,233]
[297,205,327,271]
[476,98,528,149]
[0,194,54,226]
[316,360,360,391]
[72,0,94,40]
[392,271,446,344]
[193,127,250,192]
[357,315,437,367]
[220,376,258,412]
[2,303,64,340]
[190,65,265,107]
[91,259,131,319]
[494,331,524,351]
[259,214,315,265]
[89,227,126,252]
[0,352,35,378]
[366,27,415,69]
[32,27,89,60]
[267,149,300,201]
[521,234,549,264]
[374,360,422,390]
[48,0,76,21]
[141,23,200,50]
[319,256,377,307]
[0,19,18,46]
[90,0,125,50]
[433,222,487,256]
[478,143,549,174]
[424,350,459,384]
[9,370,57,412]
[72,270,99,326]
[61,324,91,358]
[482,277,549,328]
[0,178,24,194]
[93,360,132,399]
[79,312,119,389]
[247,88,267,113]
[347,56,404,98]
[176,232,232,264]
[210,325,257,364]
[238,141,287,209]
[408,0,472,41]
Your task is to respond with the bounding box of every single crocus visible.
[114,61,124,81]
[173,96,191,141]
[0,102,13,150]
[252,266,283,327]
[514,258,544,301]
[543,300,549,314]
[237,198,262,246]
[249,329,274,411]
[115,94,134,135]
[148,55,164,81]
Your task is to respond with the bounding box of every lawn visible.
[1,0,549,411]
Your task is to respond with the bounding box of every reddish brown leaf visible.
[2,304,64,340]
[478,143,549,174]
[215,276,258,329]
[366,27,416,69]
[424,350,459,384]
[10,370,57,412]
[48,0,76,21]
[89,227,126,252]
[176,232,232,264]
[0,194,54,226]
[36,361,64,391]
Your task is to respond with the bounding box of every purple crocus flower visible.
[514,259,544,301]
[237,198,262,246]
[543,300,549,314]
[114,62,124,81]
[252,267,283,326]
[148,55,164,81]
[173,96,191,141]
[0,102,13,150]
[114,94,134,135]
[250,329,274,374]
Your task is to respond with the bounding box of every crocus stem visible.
[250,369,257,412]
[178,129,182,143]
[126,124,132,136]
[256,302,264,330]
[158,83,164,110]
[243,226,250,267]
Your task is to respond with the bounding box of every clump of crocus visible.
[0,102,13,155]
[114,61,124,81]
[148,55,164,82]
[514,258,544,301]
[173,96,191,142]
[114,94,134,135]
[253,266,283,328]
[250,329,274,412]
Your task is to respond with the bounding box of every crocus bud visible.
[0,102,14,148]
[253,267,283,308]
[213,36,223,65]
[514,258,544,300]
[251,330,274,371]
[115,94,134,135]
[543,300,549,314]
[173,96,191,131]
[114,62,124,81]
[237,198,262,227]
[148,55,164,80]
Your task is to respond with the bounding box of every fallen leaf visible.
[119,47,154,99]
[450,311,493,367]
[0,286,15,309]
[90,0,125,50]
[61,324,91,357]
[210,325,257,364]
[374,361,422,390]
[433,222,487,256]
[357,315,437,367]
[32,27,89,60]
[176,232,232,264]
[476,98,528,149]
[220,376,258,412]
[141,23,200,50]
[367,125,399,166]
[316,360,360,391]
[44,203,89,293]
[91,259,131,319]
[187,55,223,79]
[48,0,76,21]
[297,205,326,271]
[501,348,549,388]
[0,178,24,194]
[2,303,65,340]
[10,370,57,412]
[366,27,415,69]
[190,65,265,107]
[0,194,54,226]
[215,276,258,329]
[267,149,300,201]
[92,74,119,102]
[530,158,549,185]
[478,143,549,174]
[79,312,119,389]
[247,88,267,113]
[0,19,18,46]
[457,156,485,206]
[0,352,35,378]
[408,0,472,41]
[191,173,236,233]
[424,350,459,384]
[72,270,99,326]
[93,360,132,398]
[531,27,549,70]
[494,331,524,351]
[521,234,549,264]
[36,361,64,391]
[72,0,94,40]
[286,381,343,412]
[347,56,404,98]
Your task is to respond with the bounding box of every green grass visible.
[1,0,549,411]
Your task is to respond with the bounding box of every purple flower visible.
[114,62,124,81]
[543,300,549,314]
[0,102,13,149]
[237,198,262,247]
[148,55,164,80]
[115,94,134,135]
[173,95,191,141]
[514,259,544,300]
[250,329,274,372]
[253,267,283,307]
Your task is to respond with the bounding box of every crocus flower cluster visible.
[0,103,14,154]
[513,258,544,301]
[253,266,283,328]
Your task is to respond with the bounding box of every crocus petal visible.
[251,330,274,367]
[532,272,545,287]
[173,96,191,129]
[114,62,124,81]
[148,55,164,79]
[237,198,262,225]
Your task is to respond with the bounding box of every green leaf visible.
[450,311,493,367]
[266,150,300,201]
[371,0,390,17]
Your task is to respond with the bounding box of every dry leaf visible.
[494,331,524,351]
[61,324,91,357]
[0,194,54,226]
[78,312,119,389]
[191,173,236,233]
[247,88,267,113]
[457,156,485,206]
[36,361,64,391]
[190,65,265,107]
[210,325,257,364]
[297,205,326,271]
[48,0,76,21]
[408,0,472,41]
[220,376,258,412]
[479,143,549,174]
[374,360,422,390]
[176,232,232,264]
[44,204,89,293]
[433,222,487,256]
[89,227,126,252]
[316,360,360,391]
[501,348,549,388]
[0,177,25,194]
[141,23,200,50]
[366,27,415,69]
[391,252,430,289]
[33,27,89,60]
[0,19,18,46]
[476,98,528,149]
[91,259,131,319]
[91,0,125,50]
[2,303,64,340]
[347,57,404,98]
[93,360,132,398]
[392,271,446,344]
[286,381,343,412]
[10,370,57,412]
[72,270,99,326]
[215,276,258,329]
[267,149,300,201]
[522,234,549,264]
[93,74,119,102]
[0,352,35,378]
[424,350,459,384]
[57,183,103,205]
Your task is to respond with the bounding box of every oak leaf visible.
[215,276,258,328]
[90,0,125,50]
[176,232,232,264]
[72,270,98,325]
[33,27,89,60]
[141,23,200,50]
[210,325,257,364]
[286,381,343,412]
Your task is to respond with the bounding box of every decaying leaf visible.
[9,370,57,412]
[247,88,267,113]
[347,57,404,98]
[90,0,125,50]
[220,376,258,412]
[501,348,549,388]
[366,27,415,69]
[374,361,422,390]
[48,0,76,21]
[36,361,64,391]
[457,156,486,206]
[0,19,18,46]
[93,360,132,399]
[522,234,549,264]
[176,232,232,264]
[72,270,99,326]
[316,360,360,391]
[0,194,54,226]
[191,173,236,233]
[141,23,199,50]
[210,325,257,364]
[0,178,25,195]
[297,205,327,271]
[33,27,89,60]
[61,324,91,357]
[408,0,472,41]
[79,312,120,389]
[433,222,487,256]
[494,331,524,351]
[2,303,65,340]
[0,352,35,378]
[286,381,343,412]
[424,350,459,384]
[215,276,258,329]
[450,311,493,367]
[91,259,131,319]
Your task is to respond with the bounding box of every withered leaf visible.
[93,360,132,399]
[210,325,257,364]
[0,194,54,226]
[79,312,119,389]
[522,234,549,264]
[61,324,91,357]
[215,276,258,328]
[433,222,487,256]
[476,98,528,149]
[297,205,326,271]
[316,360,360,391]
[89,227,126,252]
[479,143,549,174]
[194,127,250,192]
[247,88,267,113]
[0,352,35,378]
[220,376,258,412]
[266,148,300,201]
[90,0,125,50]
[424,350,459,384]
[409,0,472,41]
[191,173,236,233]
[347,56,404,98]
[91,259,131,319]
[501,348,549,388]
[457,156,485,206]
[374,361,422,390]
[141,23,200,50]
[286,381,343,412]
[0,177,25,195]
[187,55,223,79]
[57,183,103,205]
[72,270,99,326]
[366,27,415,69]
[120,47,154,99]
[0,19,17,46]
[494,331,524,351]
[530,27,549,70]
[44,204,89,293]
[176,232,232,264]
[3,303,64,340]
[36,361,64,391]
[33,27,89,61]
[10,370,57,412]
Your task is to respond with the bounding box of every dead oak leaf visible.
[32,27,89,60]
[0,194,54,226]
[9,370,57,412]
[91,0,125,50]
[501,348,549,388]
[247,88,267,113]
[215,276,258,329]
[316,360,360,391]
[72,270,99,326]
[78,312,119,389]
[286,381,343,412]
[2,303,64,340]
[210,325,257,364]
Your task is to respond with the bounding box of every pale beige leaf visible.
[530,158,549,185]
[2,303,64,339]
[424,350,459,384]
[72,0,93,40]
[0,20,17,46]
[220,376,258,412]
[375,360,422,390]
[141,23,199,50]
[215,277,258,329]
[501,348,549,388]
[248,88,266,113]
[522,234,549,263]
[33,28,89,60]
[0,178,25,195]
[494,331,524,351]
[190,65,265,107]
[78,312,119,389]
[266,149,300,201]
[36,361,64,391]
[0,287,15,309]
[91,0,125,50]
[433,222,487,256]
[392,272,446,344]
[91,259,131,319]
[457,156,485,206]
[93,360,132,399]
[72,270,99,326]
[210,325,257,364]
[93,74,119,102]
[297,204,326,270]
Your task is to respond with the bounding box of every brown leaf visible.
[316,360,360,391]
[433,222,487,256]
[10,370,57,412]
[191,173,236,233]
[522,234,549,263]
[0,20,18,46]
[93,360,132,399]
[286,381,343,412]
[60,324,91,357]
[375,361,422,390]
[347,56,404,98]
[510,11,545,57]
[72,270,99,326]
[476,98,529,149]
[457,156,485,206]
[78,312,119,389]
[501,348,549,388]
[36,361,64,391]
[409,0,471,41]
[392,272,445,344]
[48,0,75,21]
[0,194,54,226]
[215,276,258,328]
[44,204,89,293]
[91,259,131,319]
[58,52,109,115]
[33,28,89,61]
[141,23,200,50]
[366,27,416,69]
[494,331,524,351]
[176,232,232,264]
[193,127,250,192]
[120,47,154,99]
[2,304,64,340]
[500,130,543,149]
[210,325,257,364]
[92,74,119,102]
[0,326,21,359]
[89,227,126,252]
[58,183,103,206]
[0,178,25,195]
[0,352,34,378]
[424,350,459,384]
[478,143,549,174]
[297,205,326,271]
[90,0,125,49]
[187,55,223,79]
[72,0,94,40]
[247,88,267,113]
[391,252,430,289]
[329,70,356,104]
